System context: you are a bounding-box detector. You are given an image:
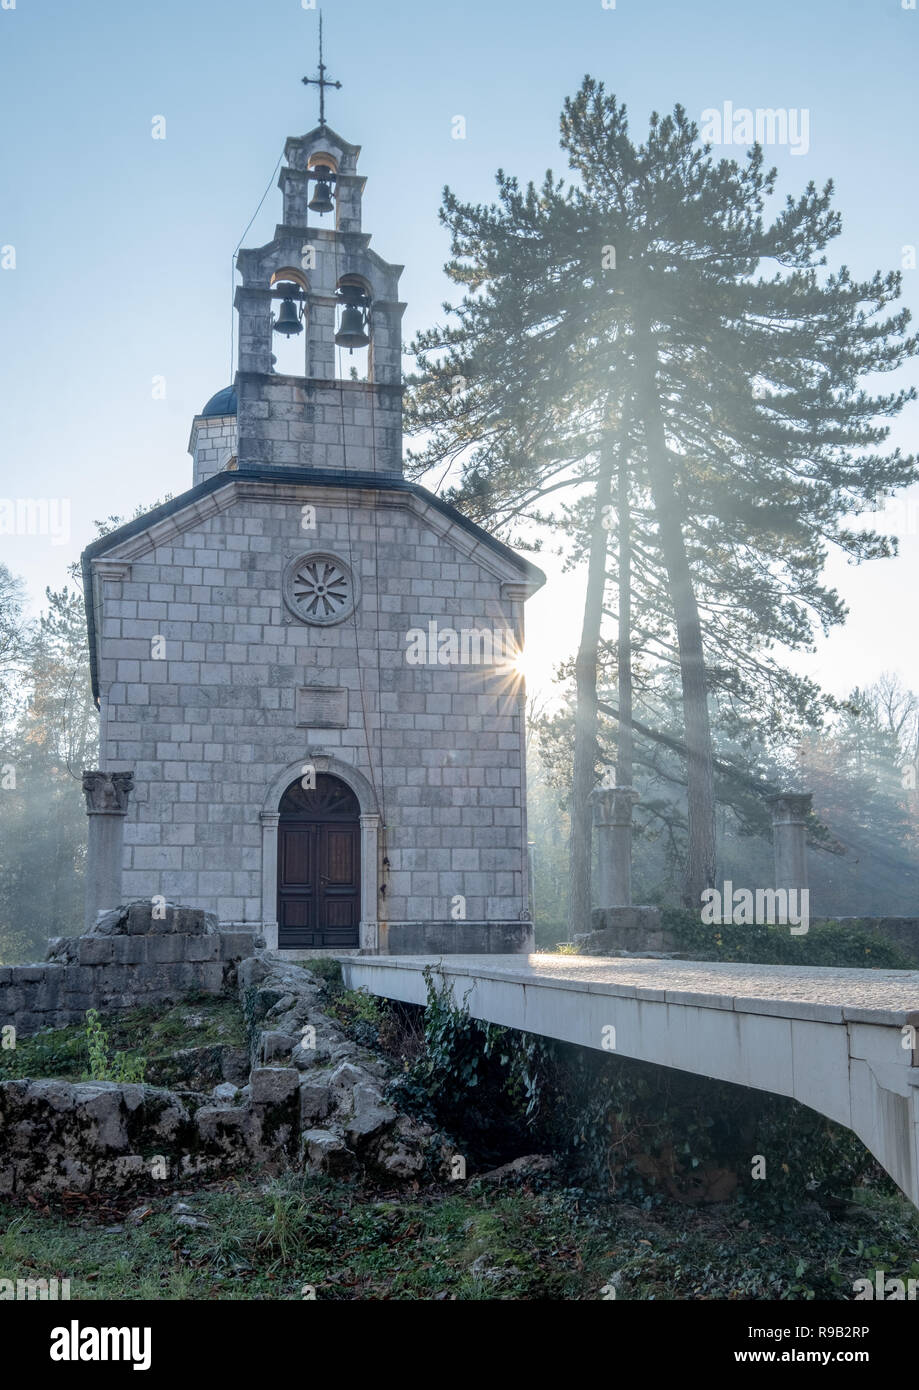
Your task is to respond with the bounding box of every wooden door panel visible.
[322,827,357,885]
[318,825,359,936]
[278,810,359,949]
[280,825,315,888]
[283,899,313,929]
[324,897,357,929]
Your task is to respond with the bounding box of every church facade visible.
[81,118,544,954]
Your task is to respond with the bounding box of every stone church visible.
[81,108,544,956]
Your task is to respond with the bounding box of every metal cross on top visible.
[302,13,342,129]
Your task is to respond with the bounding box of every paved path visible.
[340,952,919,1206]
[344,953,919,1022]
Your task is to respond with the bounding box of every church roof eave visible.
[82,467,546,703]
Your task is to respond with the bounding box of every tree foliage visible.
[407,77,918,907]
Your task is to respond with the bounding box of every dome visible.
[200,385,237,418]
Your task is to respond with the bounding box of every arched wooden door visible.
[277,774,360,949]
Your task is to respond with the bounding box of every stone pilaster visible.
[82,771,134,931]
[260,812,281,951]
[359,813,380,952]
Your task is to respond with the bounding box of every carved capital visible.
[766,791,813,825]
[82,769,134,815]
[592,785,640,827]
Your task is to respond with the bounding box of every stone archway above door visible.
[259,756,381,953]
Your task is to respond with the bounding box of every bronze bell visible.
[274,293,302,336]
[335,305,369,350]
[334,286,370,351]
[308,165,335,215]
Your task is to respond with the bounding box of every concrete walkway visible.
[340,953,919,1206]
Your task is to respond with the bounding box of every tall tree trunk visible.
[569,441,618,939]
[616,449,633,790]
[634,334,716,906]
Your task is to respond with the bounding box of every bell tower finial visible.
[301,12,341,130]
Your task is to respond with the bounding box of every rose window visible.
[283,552,359,626]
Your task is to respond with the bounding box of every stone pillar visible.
[359,813,380,952]
[334,174,364,235]
[593,787,639,908]
[768,792,812,894]
[82,771,134,931]
[260,812,280,951]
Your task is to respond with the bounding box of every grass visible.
[1,1169,918,1300]
[4,957,918,1300]
[0,994,247,1088]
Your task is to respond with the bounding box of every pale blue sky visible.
[1,0,918,702]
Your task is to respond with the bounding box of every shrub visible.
[386,967,550,1164]
[325,987,387,1048]
[82,1008,146,1084]
[661,908,912,969]
[391,974,891,1209]
[531,1042,892,1210]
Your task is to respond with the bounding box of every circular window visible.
[283,551,359,626]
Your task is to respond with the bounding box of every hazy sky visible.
[2,0,918,705]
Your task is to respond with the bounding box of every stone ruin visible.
[0,901,261,1038]
[0,904,441,1195]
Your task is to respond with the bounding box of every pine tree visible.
[407,77,918,913]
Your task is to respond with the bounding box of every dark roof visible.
[82,466,546,703]
[199,386,237,418]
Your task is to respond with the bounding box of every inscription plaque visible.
[296,685,348,729]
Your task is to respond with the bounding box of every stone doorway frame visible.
[260,756,380,953]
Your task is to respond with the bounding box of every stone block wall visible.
[580,907,670,955]
[383,920,534,955]
[94,484,530,928]
[236,375,403,473]
[0,903,263,1039]
[190,414,237,486]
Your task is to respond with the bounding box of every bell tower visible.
[230,34,405,476]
